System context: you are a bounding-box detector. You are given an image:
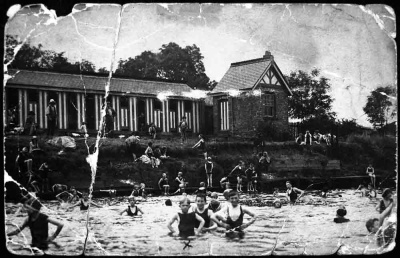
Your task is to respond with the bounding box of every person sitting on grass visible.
[333,205,350,223]
[120,197,144,216]
[194,182,207,195]
[211,191,256,239]
[144,142,157,168]
[67,192,102,211]
[190,194,217,233]
[167,197,205,238]
[7,199,63,252]
[55,186,82,203]
[29,136,41,153]
[158,173,170,196]
[160,146,169,160]
[139,183,147,198]
[173,172,187,195]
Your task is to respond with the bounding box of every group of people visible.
[295,130,336,146]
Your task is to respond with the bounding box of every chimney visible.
[263,51,273,60]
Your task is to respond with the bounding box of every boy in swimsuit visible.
[195,182,207,195]
[333,205,350,223]
[7,199,64,251]
[167,197,205,238]
[285,181,304,205]
[376,188,393,214]
[366,164,375,189]
[120,197,144,216]
[67,192,102,211]
[212,191,256,238]
[190,194,217,232]
[173,172,187,195]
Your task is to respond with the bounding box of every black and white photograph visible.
[3,2,397,256]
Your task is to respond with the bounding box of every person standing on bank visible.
[46,99,57,137]
[204,157,214,188]
[105,101,116,137]
[366,164,376,189]
[179,116,188,144]
[193,134,207,160]
[304,130,312,146]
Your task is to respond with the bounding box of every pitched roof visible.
[6,69,192,96]
[211,57,292,95]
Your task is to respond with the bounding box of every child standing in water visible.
[167,197,205,238]
[67,192,102,211]
[120,197,144,216]
[212,191,256,238]
[285,181,304,205]
[7,200,64,251]
[376,188,394,214]
[190,194,217,232]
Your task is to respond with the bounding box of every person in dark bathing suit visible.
[7,199,64,251]
[193,134,207,160]
[190,194,217,232]
[212,191,256,238]
[167,197,205,238]
[120,197,144,216]
[67,192,102,211]
[285,181,304,205]
[376,188,393,214]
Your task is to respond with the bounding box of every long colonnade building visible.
[5,69,204,134]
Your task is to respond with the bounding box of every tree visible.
[6,35,96,74]
[363,86,395,129]
[286,69,336,121]
[115,42,215,90]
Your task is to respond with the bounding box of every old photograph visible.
[3,2,397,256]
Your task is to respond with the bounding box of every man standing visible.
[105,101,116,137]
[179,116,188,144]
[46,99,57,137]
[366,164,376,189]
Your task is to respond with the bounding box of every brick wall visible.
[212,85,290,139]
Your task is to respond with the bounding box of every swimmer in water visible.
[167,197,205,238]
[211,191,256,238]
[285,181,304,205]
[366,200,396,248]
[208,192,222,213]
[190,194,217,233]
[376,188,393,214]
[333,205,350,223]
[67,192,102,211]
[7,199,63,251]
[120,197,144,216]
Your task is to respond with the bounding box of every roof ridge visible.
[8,69,189,87]
[230,58,269,67]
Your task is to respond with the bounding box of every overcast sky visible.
[5,3,397,127]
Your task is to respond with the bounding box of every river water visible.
[5,189,396,256]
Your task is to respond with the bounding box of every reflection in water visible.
[5,190,395,255]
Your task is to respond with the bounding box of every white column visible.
[57,93,62,129]
[166,99,170,132]
[63,92,67,129]
[81,94,86,123]
[18,89,23,127]
[133,97,138,131]
[95,95,99,130]
[177,100,181,124]
[226,100,229,130]
[23,90,28,127]
[149,98,154,124]
[129,97,133,131]
[116,96,120,131]
[77,93,81,129]
[196,102,200,133]
[145,98,149,125]
[161,100,166,132]
[112,96,116,130]
[44,92,48,129]
[192,101,196,133]
[38,90,43,129]
[181,100,185,121]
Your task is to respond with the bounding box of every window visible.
[219,99,229,131]
[264,93,275,117]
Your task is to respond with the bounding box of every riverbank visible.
[4,133,396,195]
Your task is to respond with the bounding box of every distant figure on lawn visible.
[29,136,41,153]
[228,161,245,193]
[179,116,188,144]
[173,172,187,195]
[204,157,214,188]
[46,99,57,137]
[158,173,170,195]
[24,111,37,136]
[105,101,116,137]
[313,130,322,144]
[296,133,305,145]
[148,123,157,139]
[125,132,140,160]
[15,147,33,187]
[366,164,376,189]
[304,130,312,145]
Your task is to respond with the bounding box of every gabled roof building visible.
[209,51,293,139]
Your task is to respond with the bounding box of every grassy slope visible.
[4,134,396,192]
